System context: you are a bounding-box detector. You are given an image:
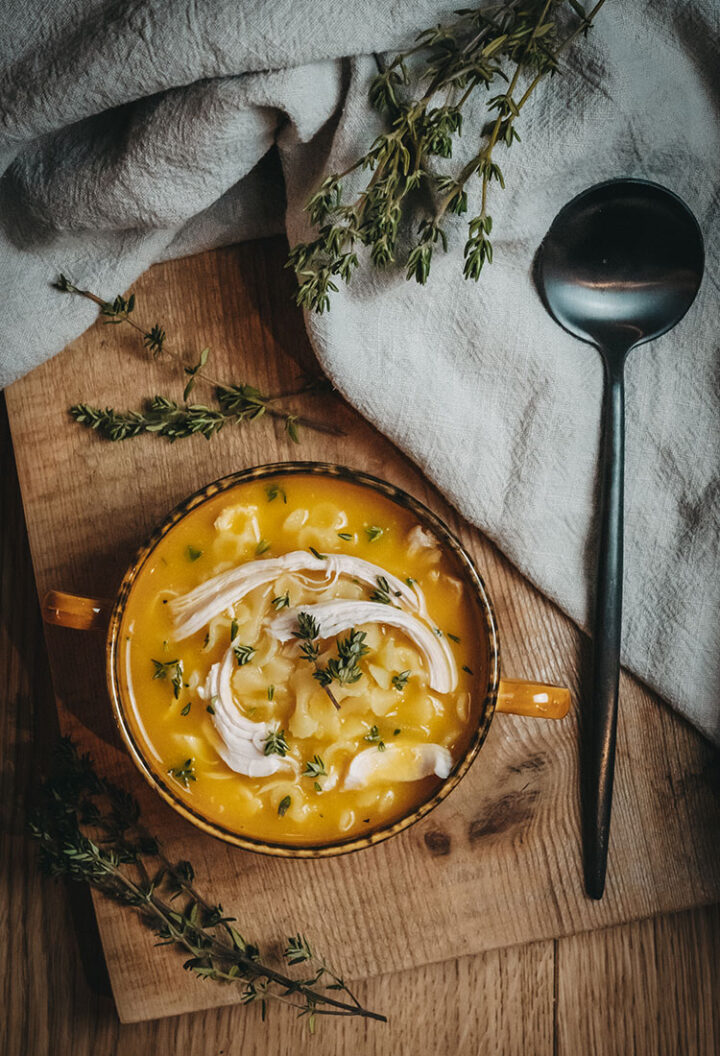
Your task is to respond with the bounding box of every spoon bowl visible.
[536,179,704,358]
[534,178,704,899]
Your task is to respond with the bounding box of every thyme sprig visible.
[319,629,370,687]
[55,276,342,444]
[233,643,256,667]
[369,575,401,606]
[168,758,196,788]
[287,0,605,311]
[293,612,340,711]
[263,727,290,757]
[28,739,385,1028]
[302,755,327,779]
[391,670,411,691]
[364,725,387,751]
[151,658,184,700]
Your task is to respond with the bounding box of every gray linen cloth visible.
[1,2,718,742]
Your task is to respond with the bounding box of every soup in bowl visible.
[43,464,570,856]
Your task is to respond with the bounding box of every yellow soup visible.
[118,474,485,846]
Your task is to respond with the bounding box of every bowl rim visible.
[106,461,501,858]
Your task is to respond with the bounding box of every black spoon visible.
[534,179,704,899]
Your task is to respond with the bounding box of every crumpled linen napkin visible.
[1,2,718,742]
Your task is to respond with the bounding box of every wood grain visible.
[4,237,720,1025]
[556,906,720,1056]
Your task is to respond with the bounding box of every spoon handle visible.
[585,360,625,900]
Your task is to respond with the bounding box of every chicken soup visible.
[118,473,485,845]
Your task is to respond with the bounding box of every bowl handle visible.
[496,678,570,719]
[41,590,113,631]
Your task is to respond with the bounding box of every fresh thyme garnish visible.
[364,725,386,751]
[29,739,385,1027]
[151,658,184,700]
[462,664,474,675]
[230,618,239,641]
[293,612,340,710]
[447,632,461,643]
[255,539,271,555]
[202,631,210,648]
[391,670,411,691]
[266,483,287,503]
[277,795,292,817]
[433,627,444,637]
[55,277,343,444]
[168,758,196,788]
[321,629,370,686]
[180,701,192,717]
[294,612,322,662]
[309,546,326,561]
[286,0,606,311]
[263,728,290,757]
[206,703,216,715]
[233,644,256,666]
[302,755,327,779]
[337,531,353,541]
[267,685,275,701]
[272,592,290,610]
[365,526,383,543]
[393,728,401,736]
[314,781,322,793]
[186,545,203,562]
[369,575,401,605]
[293,621,373,698]
[405,577,416,587]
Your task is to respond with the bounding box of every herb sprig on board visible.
[287,0,606,311]
[28,739,385,1029]
[54,276,342,444]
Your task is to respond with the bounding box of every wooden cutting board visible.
[6,238,720,1024]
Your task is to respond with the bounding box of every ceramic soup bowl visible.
[43,462,570,858]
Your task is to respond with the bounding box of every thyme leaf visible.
[233,644,256,667]
[266,484,287,503]
[302,755,327,779]
[151,658,184,700]
[391,670,411,691]
[369,575,401,605]
[364,725,386,751]
[168,758,196,788]
[263,728,290,757]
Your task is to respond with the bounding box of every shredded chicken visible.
[168,550,424,640]
[205,646,297,778]
[344,743,452,789]
[270,599,457,693]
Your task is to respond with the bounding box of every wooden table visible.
[2,238,719,1055]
